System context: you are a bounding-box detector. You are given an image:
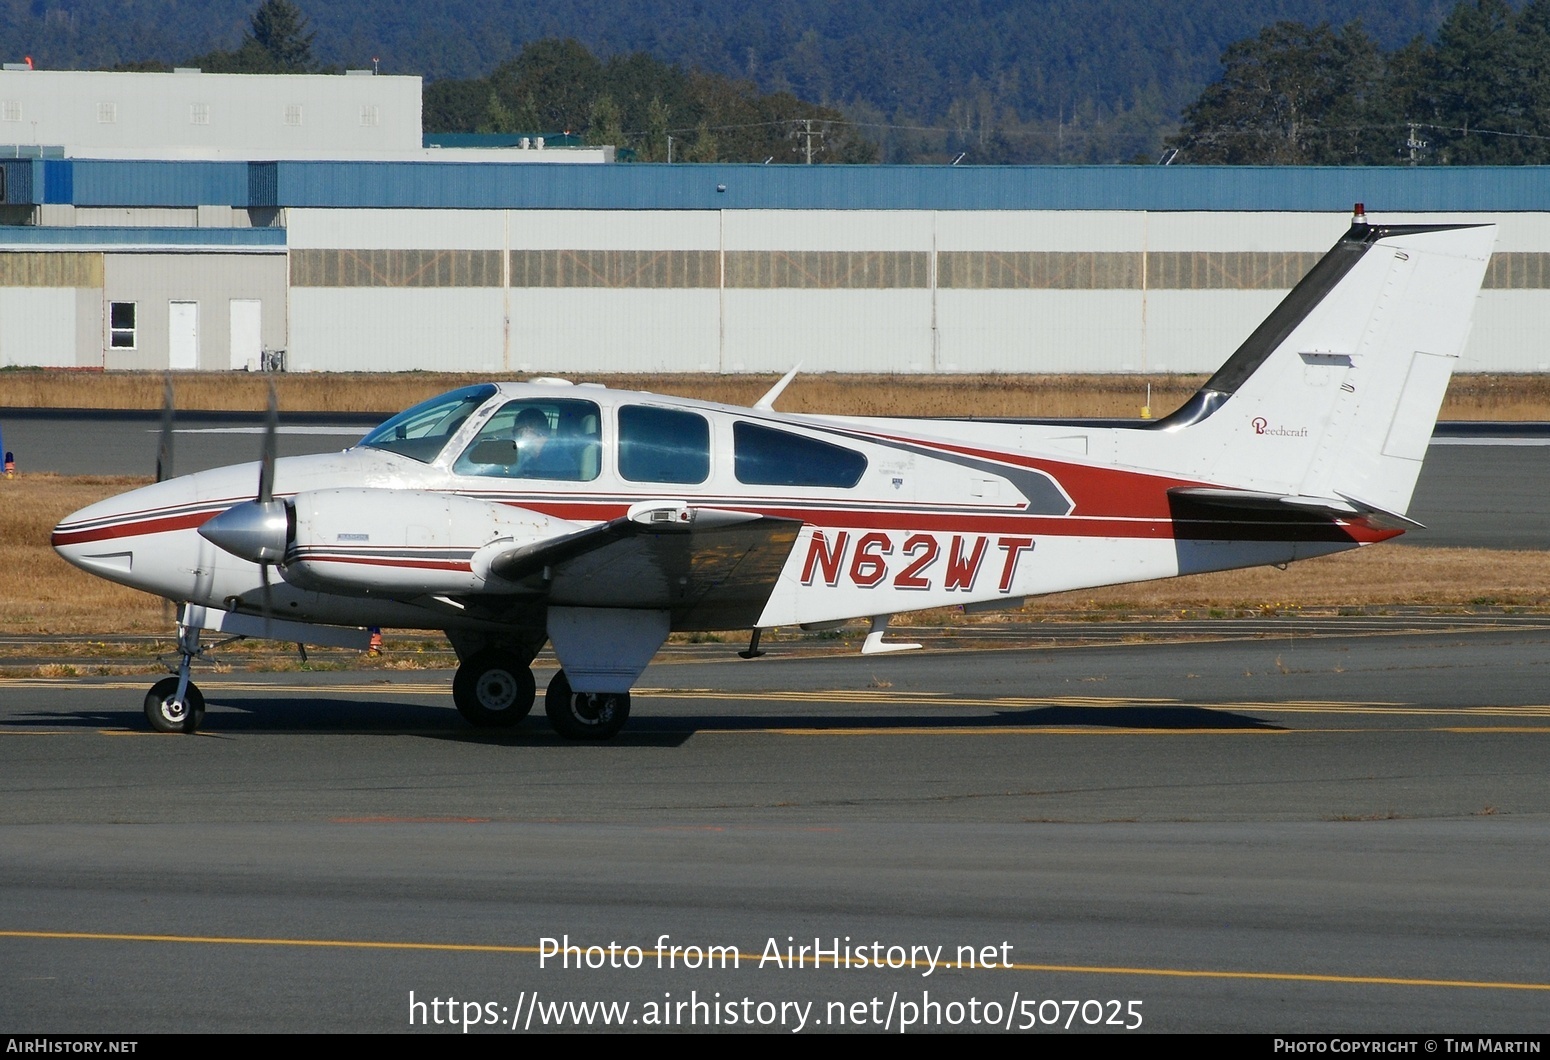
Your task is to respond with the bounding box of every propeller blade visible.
[155,374,175,483]
[257,382,277,505]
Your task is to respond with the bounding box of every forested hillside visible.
[1172,1,1550,164]
[0,0,1452,162]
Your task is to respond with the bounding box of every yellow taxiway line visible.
[2,930,1546,993]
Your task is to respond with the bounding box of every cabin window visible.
[454,398,602,481]
[359,384,495,463]
[109,302,137,349]
[618,405,709,484]
[733,421,867,488]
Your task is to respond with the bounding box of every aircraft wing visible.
[487,502,803,629]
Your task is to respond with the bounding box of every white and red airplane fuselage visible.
[51,216,1495,738]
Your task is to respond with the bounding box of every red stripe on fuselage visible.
[50,509,216,547]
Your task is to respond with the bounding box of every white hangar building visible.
[0,69,1544,375]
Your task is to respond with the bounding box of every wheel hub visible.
[476,670,516,710]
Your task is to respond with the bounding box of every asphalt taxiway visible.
[3,622,1548,1032]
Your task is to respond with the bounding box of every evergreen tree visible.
[1170,21,1390,164]
[183,0,317,75]
[1424,0,1533,162]
[249,0,317,72]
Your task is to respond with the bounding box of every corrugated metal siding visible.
[938,291,1145,373]
[25,159,1550,213]
[42,159,72,204]
[0,251,101,286]
[508,290,721,373]
[0,288,80,367]
[0,226,284,248]
[67,161,250,207]
[288,288,508,372]
[286,208,507,249]
[248,162,278,208]
[291,248,503,287]
[0,159,30,204]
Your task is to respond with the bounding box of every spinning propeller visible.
[197,383,292,628]
[155,374,175,483]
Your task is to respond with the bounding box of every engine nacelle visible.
[280,488,578,596]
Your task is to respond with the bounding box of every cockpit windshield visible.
[358,384,497,463]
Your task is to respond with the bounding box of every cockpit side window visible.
[618,405,710,484]
[454,398,602,481]
[359,384,496,464]
[733,421,867,487]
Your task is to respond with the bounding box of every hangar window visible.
[97,102,117,124]
[618,405,709,484]
[190,103,210,125]
[283,104,302,126]
[454,398,602,482]
[1,102,19,122]
[733,421,867,488]
[109,302,136,349]
[359,384,495,464]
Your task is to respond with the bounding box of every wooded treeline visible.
[1173,0,1550,164]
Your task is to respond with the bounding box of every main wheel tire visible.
[145,677,205,734]
[452,650,536,727]
[544,670,630,741]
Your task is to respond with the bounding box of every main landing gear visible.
[450,652,629,740]
[451,649,537,727]
[544,670,630,741]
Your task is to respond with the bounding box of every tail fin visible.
[1147,214,1495,517]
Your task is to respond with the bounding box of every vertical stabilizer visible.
[1146,215,1495,515]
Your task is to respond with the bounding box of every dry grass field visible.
[5,369,1550,420]
[9,475,1548,644]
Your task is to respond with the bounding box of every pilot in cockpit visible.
[512,407,568,478]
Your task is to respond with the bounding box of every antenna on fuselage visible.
[752,363,802,411]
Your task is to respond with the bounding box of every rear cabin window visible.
[454,398,602,481]
[359,384,495,464]
[733,421,867,488]
[618,405,710,484]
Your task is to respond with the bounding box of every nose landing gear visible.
[146,609,206,733]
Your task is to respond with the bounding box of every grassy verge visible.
[4,370,1550,420]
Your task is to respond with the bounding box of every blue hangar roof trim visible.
[3,158,1549,212]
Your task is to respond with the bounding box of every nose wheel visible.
[544,670,630,740]
[146,608,207,733]
[452,650,537,727]
[145,676,205,733]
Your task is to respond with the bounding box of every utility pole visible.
[792,119,822,164]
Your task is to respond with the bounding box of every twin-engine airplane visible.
[53,210,1495,739]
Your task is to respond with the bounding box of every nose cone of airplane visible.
[197,498,290,564]
[50,477,203,584]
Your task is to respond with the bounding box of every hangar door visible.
[169,301,199,370]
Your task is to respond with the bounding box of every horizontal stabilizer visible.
[1169,487,1424,530]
